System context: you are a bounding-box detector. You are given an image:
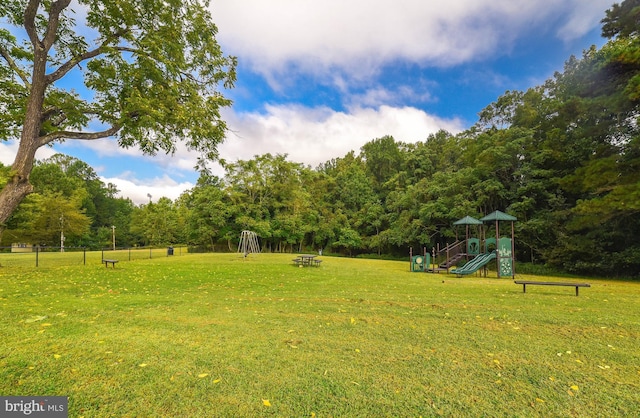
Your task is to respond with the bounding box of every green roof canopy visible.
[480,210,517,222]
[453,216,483,226]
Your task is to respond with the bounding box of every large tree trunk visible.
[0,178,34,227]
[0,33,48,236]
[0,133,40,239]
[0,105,43,238]
[0,0,72,239]
[1,104,43,223]
[0,139,39,240]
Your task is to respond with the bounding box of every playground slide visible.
[451,251,496,276]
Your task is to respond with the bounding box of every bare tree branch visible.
[38,123,122,146]
[46,46,105,84]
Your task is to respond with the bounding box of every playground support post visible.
[446,245,450,274]
[432,247,436,272]
[495,218,500,278]
[409,247,413,271]
[423,247,427,272]
[511,221,515,279]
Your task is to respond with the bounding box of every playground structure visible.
[410,210,516,278]
[238,230,261,257]
[409,248,431,272]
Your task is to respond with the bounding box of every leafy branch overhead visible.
[3,0,235,151]
[0,0,236,229]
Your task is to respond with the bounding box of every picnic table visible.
[292,255,322,267]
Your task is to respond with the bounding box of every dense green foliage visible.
[1,155,135,248]
[2,1,640,277]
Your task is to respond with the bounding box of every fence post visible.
[36,246,39,267]
[83,247,86,265]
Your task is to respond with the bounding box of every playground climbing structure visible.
[450,211,516,278]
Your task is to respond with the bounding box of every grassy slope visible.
[1,253,638,417]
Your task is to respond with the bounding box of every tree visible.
[2,190,91,247]
[333,227,362,257]
[601,0,640,39]
[31,191,92,246]
[130,197,180,246]
[223,154,314,252]
[183,174,230,250]
[360,135,404,197]
[0,0,236,237]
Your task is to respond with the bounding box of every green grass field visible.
[1,253,638,417]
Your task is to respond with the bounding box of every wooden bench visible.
[314,259,322,267]
[102,259,119,268]
[514,280,590,296]
[292,258,304,266]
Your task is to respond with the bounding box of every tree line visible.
[2,1,640,277]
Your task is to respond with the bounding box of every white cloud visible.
[74,137,200,173]
[58,102,464,180]
[212,0,613,79]
[0,140,57,166]
[100,173,194,206]
[556,2,611,42]
[346,85,436,108]
[0,142,19,166]
[219,104,464,168]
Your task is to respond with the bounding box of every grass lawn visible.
[1,253,638,417]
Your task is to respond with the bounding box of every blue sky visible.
[1,0,614,204]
